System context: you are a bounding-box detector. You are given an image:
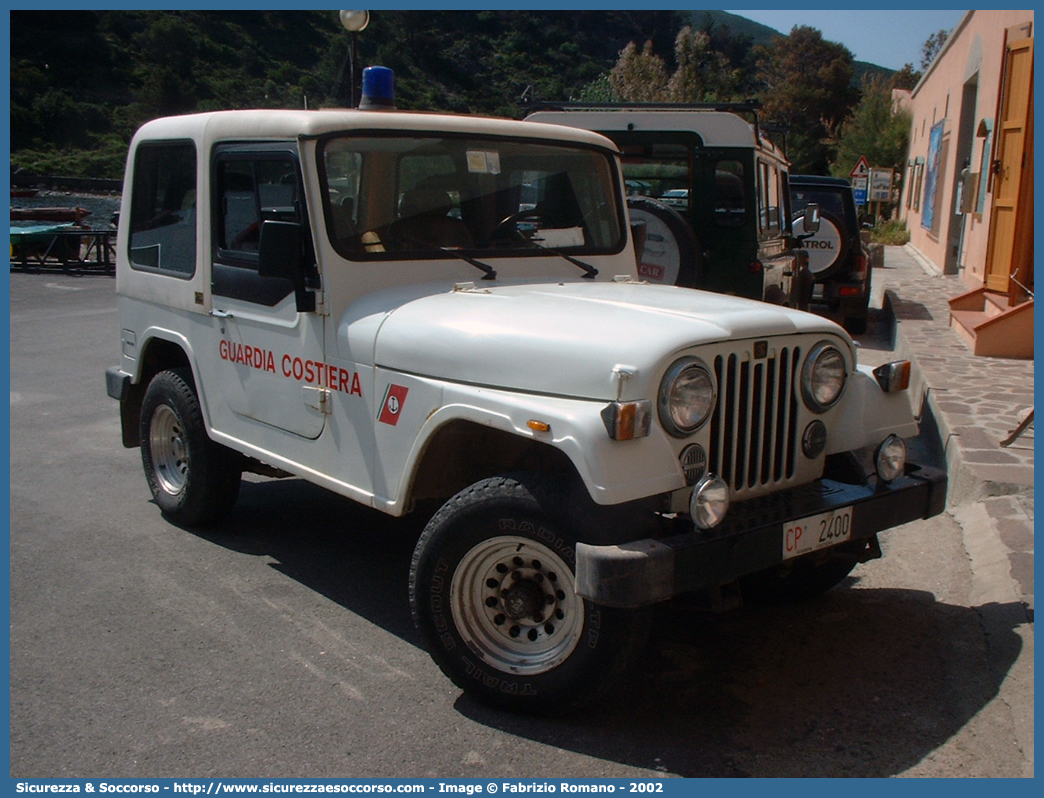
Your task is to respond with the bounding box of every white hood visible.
[369,280,846,400]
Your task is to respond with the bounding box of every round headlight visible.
[802,343,847,412]
[876,434,907,482]
[690,474,730,529]
[658,358,715,437]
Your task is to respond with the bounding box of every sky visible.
[725,9,968,70]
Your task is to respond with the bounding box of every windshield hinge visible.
[302,386,331,414]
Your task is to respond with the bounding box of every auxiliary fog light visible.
[802,420,828,459]
[690,474,730,529]
[875,434,907,482]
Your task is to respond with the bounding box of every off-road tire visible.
[795,211,849,279]
[626,196,703,288]
[140,368,241,527]
[409,473,653,714]
[843,313,869,335]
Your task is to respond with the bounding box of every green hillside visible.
[10,10,893,180]
[688,11,893,84]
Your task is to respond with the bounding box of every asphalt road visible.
[8,273,1028,778]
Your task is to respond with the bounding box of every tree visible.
[606,28,740,104]
[890,63,921,91]
[753,25,858,174]
[666,26,740,103]
[609,40,668,102]
[831,75,911,179]
[921,29,948,70]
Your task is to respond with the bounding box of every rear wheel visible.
[140,369,241,527]
[843,313,869,335]
[626,196,703,288]
[410,474,652,714]
[794,211,848,280]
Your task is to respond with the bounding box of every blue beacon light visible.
[359,66,395,110]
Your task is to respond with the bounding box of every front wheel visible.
[409,475,652,714]
[140,368,241,527]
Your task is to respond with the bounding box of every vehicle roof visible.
[527,109,775,152]
[130,108,621,153]
[788,175,852,188]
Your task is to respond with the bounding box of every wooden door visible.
[984,30,1033,295]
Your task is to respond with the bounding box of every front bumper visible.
[575,463,946,608]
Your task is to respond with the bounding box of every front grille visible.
[709,346,801,496]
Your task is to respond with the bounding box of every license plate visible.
[783,506,853,560]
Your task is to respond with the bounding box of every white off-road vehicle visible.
[107,70,945,714]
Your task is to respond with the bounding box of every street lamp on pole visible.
[339,10,369,108]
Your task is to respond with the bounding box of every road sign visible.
[870,169,894,202]
[851,156,870,205]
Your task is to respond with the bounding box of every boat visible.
[11,188,39,198]
[10,206,92,222]
[11,221,83,259]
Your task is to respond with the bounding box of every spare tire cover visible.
[793,212,847,276]
[626,196,701,287]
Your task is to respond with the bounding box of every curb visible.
[881,291,1034,507]
[879,254,1034,619]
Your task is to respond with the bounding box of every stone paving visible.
[873,244,1034,616]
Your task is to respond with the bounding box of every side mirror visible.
[803,203,821,235]
[259,220,315,312]
[630,220,647,265]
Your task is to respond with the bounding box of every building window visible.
[920,120,945,233]
[912,158,925,212]
[975,118,994,216]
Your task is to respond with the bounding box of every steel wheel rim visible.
[149,404,189,496]
[450,535,583,675]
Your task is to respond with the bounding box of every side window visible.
[757,160,782,235]
[215,155,301,262]
[212,148,310,305]
[713,159,745,227]
[128,142,197,277]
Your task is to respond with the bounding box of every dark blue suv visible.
[789,175,872,334]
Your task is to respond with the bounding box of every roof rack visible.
[523,99,760,113]
[523,100,765,150]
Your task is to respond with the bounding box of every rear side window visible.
[756,160,782,235]
[128,142,197,277]
[713,160,746,227]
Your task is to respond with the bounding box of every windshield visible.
[790,187,849,220]
[319,135,624,260]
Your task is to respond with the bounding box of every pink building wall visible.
[902,10,1034,289]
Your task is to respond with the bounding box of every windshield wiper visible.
[400,238,497,280]
[515,238,599,279]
